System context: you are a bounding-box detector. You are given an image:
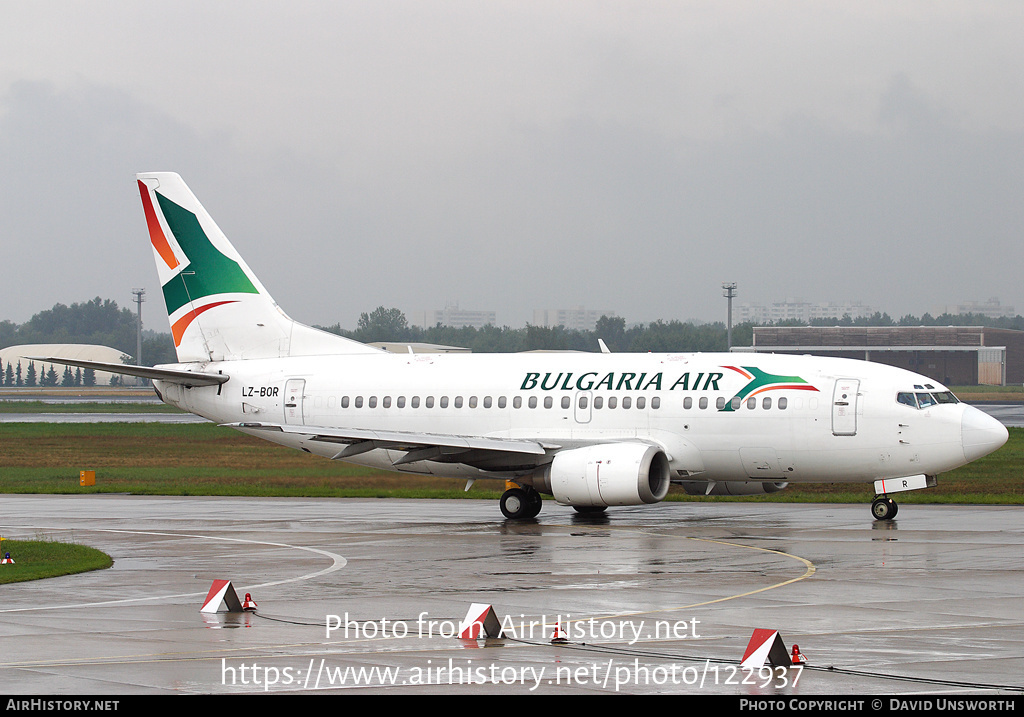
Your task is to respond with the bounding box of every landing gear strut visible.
[871,495,898,521]
[500,486,543,519]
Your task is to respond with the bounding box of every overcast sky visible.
[1,2,1022,333]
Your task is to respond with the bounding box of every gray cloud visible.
[1,4,1022,332]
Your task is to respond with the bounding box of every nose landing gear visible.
[871,495,898,521]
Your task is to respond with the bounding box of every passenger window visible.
[382,396,391,408]
[683,397,692,409]
[529,396,537,408]
[484,396,492,408]
[498,396,507,408]
[747,397,756,409]
[608,397,618,409]
[778,397,787,410]
[699,397,708,409]
[652,397,660,409]
[469,396,477,408]
[622,397,631,409]
[716,397,726,410]
[411,396,419,408]
[341,396,350,408]
[579,396,588,409]
[594,396,603,409]
[513,397,522,409]
[544,396,553,408]
[440,396,449,408]
[561,396,571,409]
[355,396,363,408]
[397,396,406,408]
[426,396,434,408]
[637,397,646,409]
[368,396,377,408]
[731,397,742,410]
[455,396,464,408]
[762,397,771,409]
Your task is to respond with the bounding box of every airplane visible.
[35,172,1009,522]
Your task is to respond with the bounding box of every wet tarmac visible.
[1,496,1021,695]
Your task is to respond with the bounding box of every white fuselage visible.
[155,351,998,486]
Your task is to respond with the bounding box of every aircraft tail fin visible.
[136,172,378,362]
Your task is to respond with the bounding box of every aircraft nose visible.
[961,405,1009,462]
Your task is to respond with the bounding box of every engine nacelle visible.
[678,481,789,496]
[531,443,672,508]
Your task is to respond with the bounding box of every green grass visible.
[0,538,113,584]
[950,385,1024,402]
[0,422,1020,504]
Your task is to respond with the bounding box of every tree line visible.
[0,297,177,365]
[318,306,1024,354]
[0,358,96,387]
[4,299,1024,374]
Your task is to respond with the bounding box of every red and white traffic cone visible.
[242,593,258,611]
[791,644,807,664]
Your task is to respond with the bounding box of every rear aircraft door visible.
[284,378,306,425]
[831,379,860,436]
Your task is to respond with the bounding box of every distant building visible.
[0,344,130,386]
[411,303,497,330]
[370,342,471,354]
[736,299,875,324]
[532,307,617,333]
[741,326,1024,386]
[936,298,1015,319]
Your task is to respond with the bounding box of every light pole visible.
[722,282,737,350]
[132,288,145,367]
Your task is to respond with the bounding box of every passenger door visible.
[284,378,306,425]
[831,379,859,436]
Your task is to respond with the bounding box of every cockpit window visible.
[916,392,936,408]
[898,390,959,409]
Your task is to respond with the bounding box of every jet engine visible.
[531,443,672,508]
[678,481,789,496]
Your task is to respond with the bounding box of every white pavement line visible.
[0,527,347,612]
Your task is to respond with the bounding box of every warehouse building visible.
[740,326,1024,386]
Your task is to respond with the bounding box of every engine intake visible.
[531,443,672,508]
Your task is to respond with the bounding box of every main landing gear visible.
[500,486,543,520]
[871,495,899,521]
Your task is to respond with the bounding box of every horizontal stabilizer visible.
[24,356,228,387]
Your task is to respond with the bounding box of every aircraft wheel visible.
[525,489,543,518]
[871,496,898,521]
[500,488,531,520]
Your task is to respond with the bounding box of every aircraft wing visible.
[23,356,228,387]
[225,421,556,471]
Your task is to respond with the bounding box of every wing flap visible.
[225,421,554,468]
